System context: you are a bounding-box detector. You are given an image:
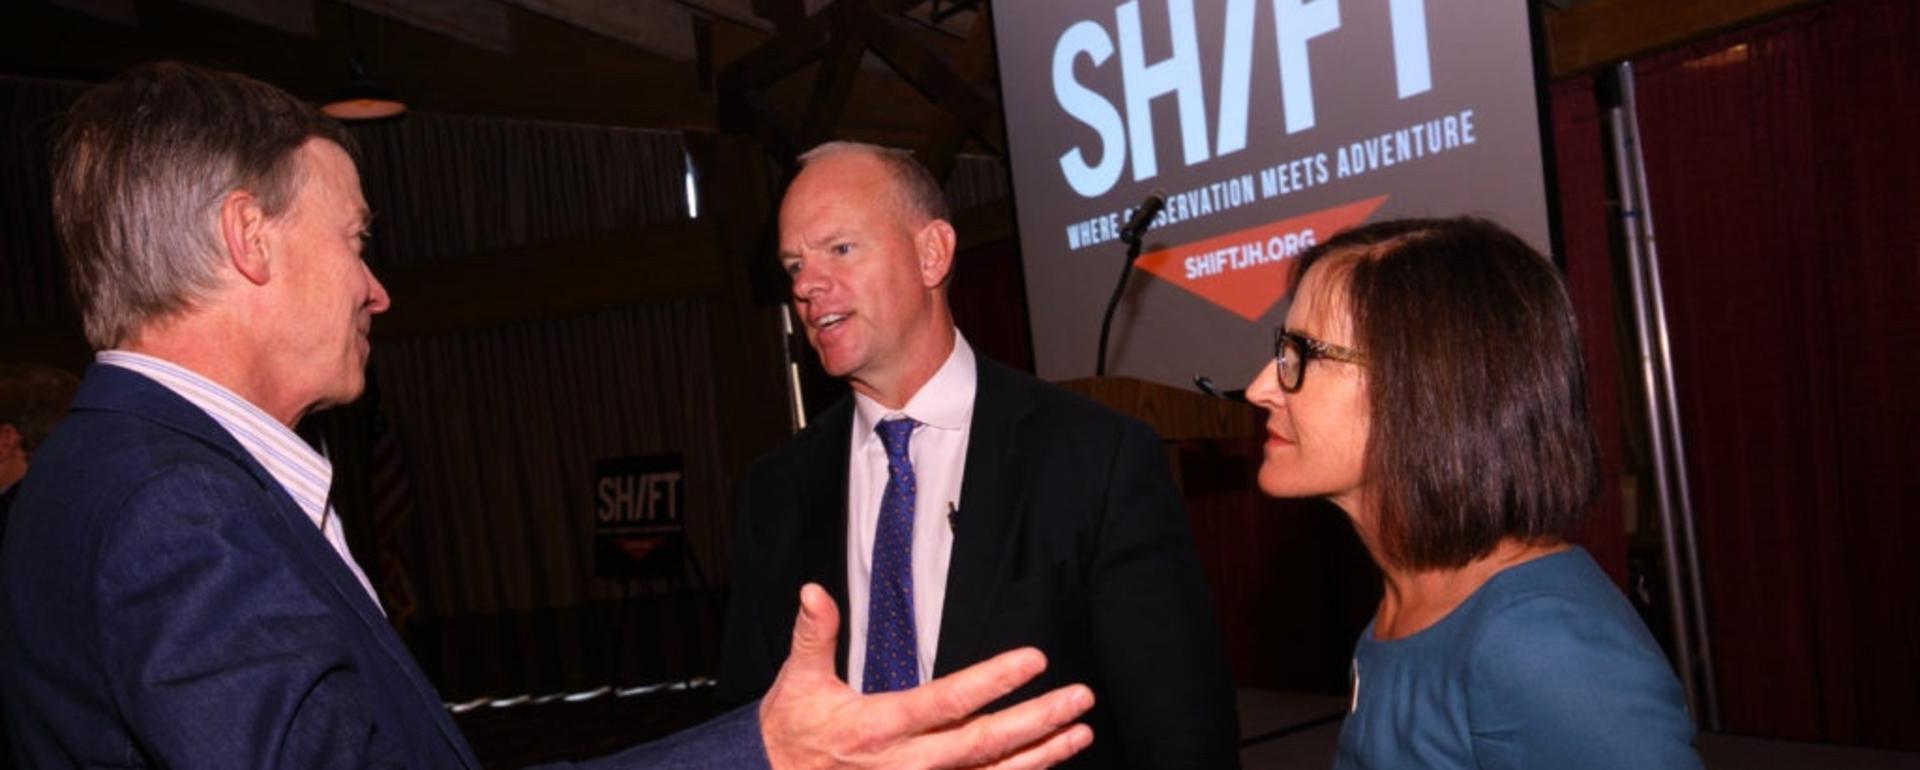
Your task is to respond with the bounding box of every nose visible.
[1244,358,1284,411]
[789,260,828,302]
[364,262,392,314]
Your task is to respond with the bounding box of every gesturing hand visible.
[759,584,1095,770]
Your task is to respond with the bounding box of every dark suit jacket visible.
[0,482,13,770]
[719,357,1240,769]
[0,484,14,547]
[0,365,767,769]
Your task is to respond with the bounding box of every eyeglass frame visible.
[1272,328,1367,393]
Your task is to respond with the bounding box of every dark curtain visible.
[0,82,692,292]
[1630,0,1920,748]
[0,76,85,328]
[348,114,688,269]
[332,114,705,616]
[372,301,730,616]
[948,235,1036,373]
[331,119,715,698]
[1549,76,1631,590]
[365,301,733,699]
[944,152,1011,212]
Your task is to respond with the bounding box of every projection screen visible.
[994,0,1555,388]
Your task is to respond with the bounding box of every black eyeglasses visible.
[1273,328,1367,392]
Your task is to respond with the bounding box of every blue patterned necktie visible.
[864,417,920,693]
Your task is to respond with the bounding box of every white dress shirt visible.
[98,351,383,610]
[845,333,976,690]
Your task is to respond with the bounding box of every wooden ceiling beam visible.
[6,0,973,143]
[799,4,868,148]
[857,9,1000,153]
[0,0,716,129]
[749,0,806,31]
[717,12,838,93]
[355,0,514,54]
[717,0,920,91]
[916,4,994,183]
[499,0,699,61]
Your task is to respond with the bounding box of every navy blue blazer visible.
[1,365,767,768]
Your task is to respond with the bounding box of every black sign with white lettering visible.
[593,453,686,579]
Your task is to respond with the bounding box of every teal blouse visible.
[1334,547,1701,769]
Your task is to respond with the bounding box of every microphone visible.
[1192,375,1247,402]
[1097,190,1167,375]
[1118,191,1166,246]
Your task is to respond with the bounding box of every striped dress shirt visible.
[97,351,383,609]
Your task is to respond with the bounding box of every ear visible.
[0,424,19,462]
[915,218,957,290]
[218,189,272,286]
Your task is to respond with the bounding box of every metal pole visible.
[1605,63,1698,724]
[1617,62,1721,729]
[780,303,808,432]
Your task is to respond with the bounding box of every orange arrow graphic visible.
[616,537,664,561]
[1135,195,1387,321]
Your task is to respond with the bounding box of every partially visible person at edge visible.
[1241,216,1702,768]
[0,60,1093,769]
[0,362,79,544]
[0,362,80,770]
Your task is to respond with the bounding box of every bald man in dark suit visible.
[719,142,1240,769]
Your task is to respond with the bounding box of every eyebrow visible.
[777,228,851,262]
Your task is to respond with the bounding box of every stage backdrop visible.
[996,0,1554,387]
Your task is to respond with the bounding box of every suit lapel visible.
[263,481,481,768]
[80,366,481,768]
[795,398,854,678]
[256,479,481,768]
[934,360,1033,676]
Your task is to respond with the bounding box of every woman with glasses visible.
[1243,217,1700,768]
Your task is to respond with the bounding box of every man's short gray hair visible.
[52,61,356,349]
[796,141,951,225]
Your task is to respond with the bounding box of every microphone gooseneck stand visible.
[1096,191,1165,376]
[1094,234,1144,377]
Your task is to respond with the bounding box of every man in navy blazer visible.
[0,61,1095,768]
[717,143,1240,768]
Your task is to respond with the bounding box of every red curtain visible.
[1630,0,1920,748]
[1550,75,1632,590]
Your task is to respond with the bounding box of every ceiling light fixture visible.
[322,52,406,121]
[321,3,406,121]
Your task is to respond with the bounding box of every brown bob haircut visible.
[53,61,356,349]
[1285,216,1599,571]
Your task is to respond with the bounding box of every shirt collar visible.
[96,350,334,527]
[853,332,977,445]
